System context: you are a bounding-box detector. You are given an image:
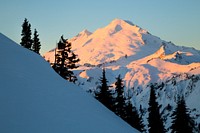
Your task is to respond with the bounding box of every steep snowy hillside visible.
[0,33,139,133]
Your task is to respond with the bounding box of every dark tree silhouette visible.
[114,74,126,119]
[32,29,41,54]
[66,51,80,82]
[170,96,195,133]
[125,98,145,132]
[20,18,32,49]
[52,36,67,77]
[53,35,80,83]
[147,85,165,133]
[95,68,114,110]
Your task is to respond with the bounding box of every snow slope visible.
[0,33,139,133]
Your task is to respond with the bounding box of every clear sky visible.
[0,0,200,54]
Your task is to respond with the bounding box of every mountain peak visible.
[104,19,147,36]
[45,19,154,64]
[81,29,92,35]
[110,19,135,26]
[76,29,92,37]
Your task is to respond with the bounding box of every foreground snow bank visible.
[0,33,139,133]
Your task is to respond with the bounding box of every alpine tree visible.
[170,96,195,133]
[66,45,80,82]
[32,29,41,54]
[52,36,67,77]
[114,74,126,119]
[53,35,80,83]
[125,99,145,132]
[147,85,165,133]
[20,18,32,49]
[95,68,114,110]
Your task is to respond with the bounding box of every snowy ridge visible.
[0,33,139,133]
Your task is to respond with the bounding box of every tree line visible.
[20,18,79,83]
[94,69,197,133]
[20,18,41,54]
[94,70,144,132]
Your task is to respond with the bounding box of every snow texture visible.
[0,33,139,133]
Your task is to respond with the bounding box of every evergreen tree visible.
[67,52,80,69]
[114,74,126,119]
[66,51,80,82]
[52,36,67,77]
[170,96,195,133]
[53,35,79,83]
[147,85,165,133]
[32,29,41,54]
[125,99,144,132]
[20,18,32,49]
[95,68,114,110]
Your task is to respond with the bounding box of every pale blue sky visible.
[0,0,200,54]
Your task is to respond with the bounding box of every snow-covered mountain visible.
[45,19,200,65]
[0,33,139,133]
[44,19,200,131]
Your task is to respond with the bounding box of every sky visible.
[0,0,200,54]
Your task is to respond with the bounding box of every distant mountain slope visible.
[0,33,139,133]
